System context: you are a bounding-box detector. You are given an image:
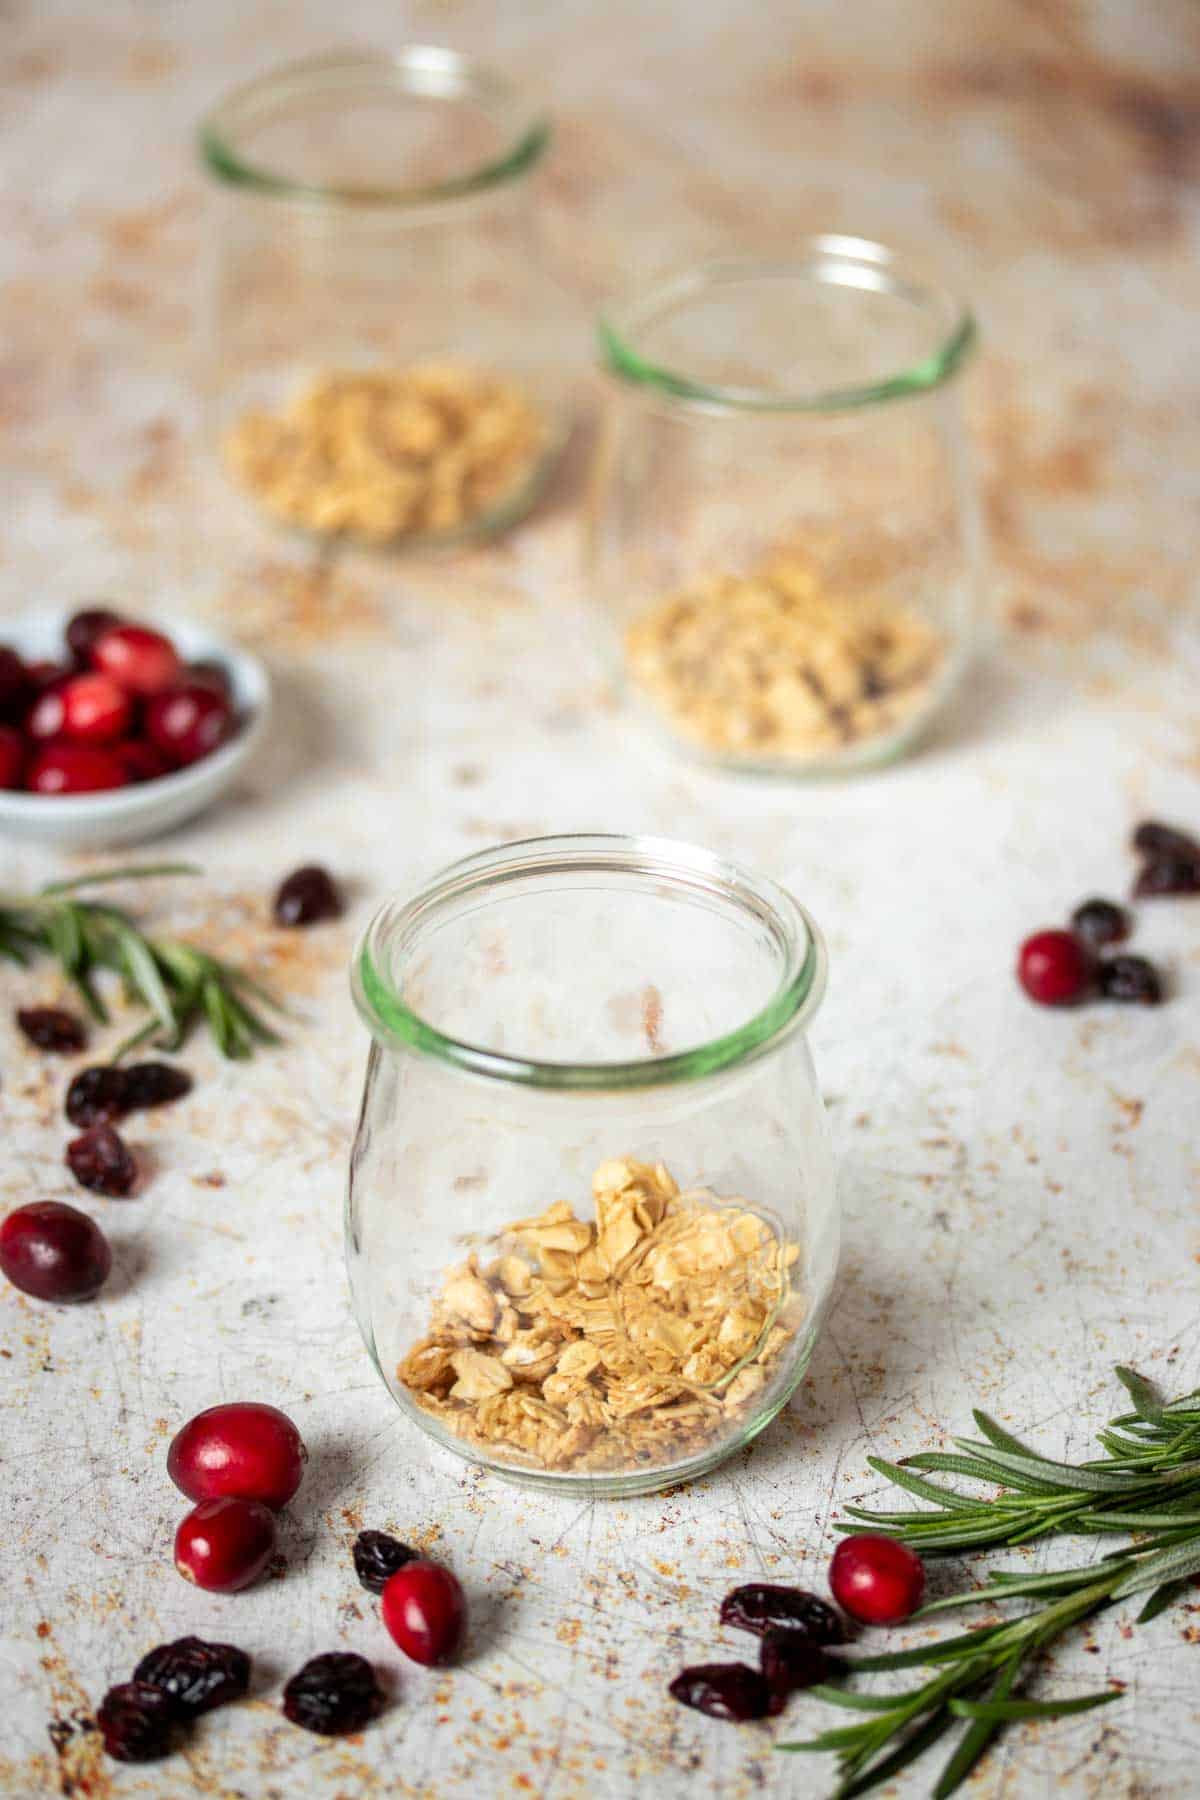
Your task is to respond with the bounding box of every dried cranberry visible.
[1134,856,1200,898]
[133,1637,251,1717]
[0,1201,111,1302]
[282,1653,383,1736]
[66,606,123,669]
[274,864,343,928]
[381,1560,466,1666]
[65,1065,130,1127]
[1098,954,1164,1005]
[1017,929,1095,1006]
[168,1401,307,1509]
[829,1534,926,1626]
[122,1061,192,1111]
[16,1006,86,1053]
[1132,820,1200,861]
[1069,898,1130,949]
[66,1124,137,1197]
[0,724,25,788]
[760,1630,830,1713]
[174,1497,276,1593]
[668,1662,770,1722]
[96,1680,177,1762]
[353,1529,417,1595]
[719,1583,844,1645]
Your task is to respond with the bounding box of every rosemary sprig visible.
[0,865,282,1060]
[778,1366,1200,1796]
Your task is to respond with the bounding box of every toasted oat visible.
[397,1157,803,1474]
[625,553,943,761]
[223,363,544,544]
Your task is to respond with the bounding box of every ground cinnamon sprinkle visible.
[399,1157,804,1474]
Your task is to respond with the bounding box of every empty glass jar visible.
[347,834,838,1496]
[199,48,571,547]
[588,240,982,773]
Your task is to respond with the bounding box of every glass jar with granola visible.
[347,834,838,1496]
[588,242,982,772]
[199,49,572,548]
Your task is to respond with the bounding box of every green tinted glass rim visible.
[352,834,827,1091]
[598,243,977,414]
[199,48,550,208]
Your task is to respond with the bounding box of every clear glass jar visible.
[198,49,571,548]
[588,240,982,774]
[347,834,837,1497]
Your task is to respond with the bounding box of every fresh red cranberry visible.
[829,1534,926,1626]
[668,1662,770,1722]
[174,1497,276,1593]
[168,1401,307,1509]
[1070,897,1130,949]
[66,606,123,669]
[27,743,129,796]
[17,1006,87,1053]
[282,1653,383,1735]
[117,737,176,784]
[0,646,29,721]
[93,623,181,696]
[1098,954,1164,1005]
[719,1584,844,1644]
[1017,929,1094,1007]
[0,1200,111,1302]
[381,1560,466,1665]
[0,724,24,788]
[66,1124,137,1197]
[133,1636,251,1716]
[96,1680,177,1762]
[146,682,234,766]
[274,865,342,927]
[26,682,68,741]
[58,672,133,746]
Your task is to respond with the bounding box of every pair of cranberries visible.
[168,1402,307,1593]
[0,606,238,796]
[351,1528,466,1666]
[669,1538,926,1723]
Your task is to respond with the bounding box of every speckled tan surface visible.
[3,1,1200,1795]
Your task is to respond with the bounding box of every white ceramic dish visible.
[0,613,270,849]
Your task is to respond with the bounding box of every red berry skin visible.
[66,606,122,669]
[174,1497,276,1593]
[146,684,234,766]
[1017,929,1094,1007]
[829,1535,925,1626]
[0,646,29,721]
[167,1402,308,1510]
[59,672,133,746]
[381,1560,466,1666]
[26,659,71,691]
[93,624,181,697]
[26,683,68,741]
[0,1200,111,1302]
[27,743,129,796]
[0,724,25,789]
[117,738,176,784]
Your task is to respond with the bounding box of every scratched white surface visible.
[2,1,1200,1796]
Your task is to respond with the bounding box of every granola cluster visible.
[625,553,943,760]
[398,1158,802,1475]
[223,362,544,543]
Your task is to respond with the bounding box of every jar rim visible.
[352,833,827,1089]
[198,47,550,208]
[598,240,976,414]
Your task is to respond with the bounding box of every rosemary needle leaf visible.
[1110,1538,1200,1598]
[1135,1577,1192,1624]
[805,1686,911,1712]
[948,1691,1120,1722]
[40,862,199,895]
[832,1706,961,1799]
[932,1658,1018,1799]
[863,1457,983,1512]
[1114,1366,1168,1424]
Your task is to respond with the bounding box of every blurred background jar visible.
[347,834,837,1497]
[199,48,573,549]
[588,239,982,773]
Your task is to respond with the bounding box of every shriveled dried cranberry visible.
[760,1630,830,1714]
[96,1681,177,1762]
[353,1529,417,1595]
[65,1065,130,1127]
[668,1662,770,1722]
[1132,820,1200,861]
[1070,898,1131,949]
[1098,954,1164,1005]
[0,1201,111,1302]
[133,1637,250,1717]
[16,1006,86,1053]
[274,865,342,928]
[66,606,123,669]
[122,1061,192,1111]
[282,1653,383,1736]
[1134,856,1200,898]
[66,1124,137,1197]
[719,1583,844,1645]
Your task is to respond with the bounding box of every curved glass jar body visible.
[199,49,571,548]
[588,241,982,774]
[347,835,838,1497]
